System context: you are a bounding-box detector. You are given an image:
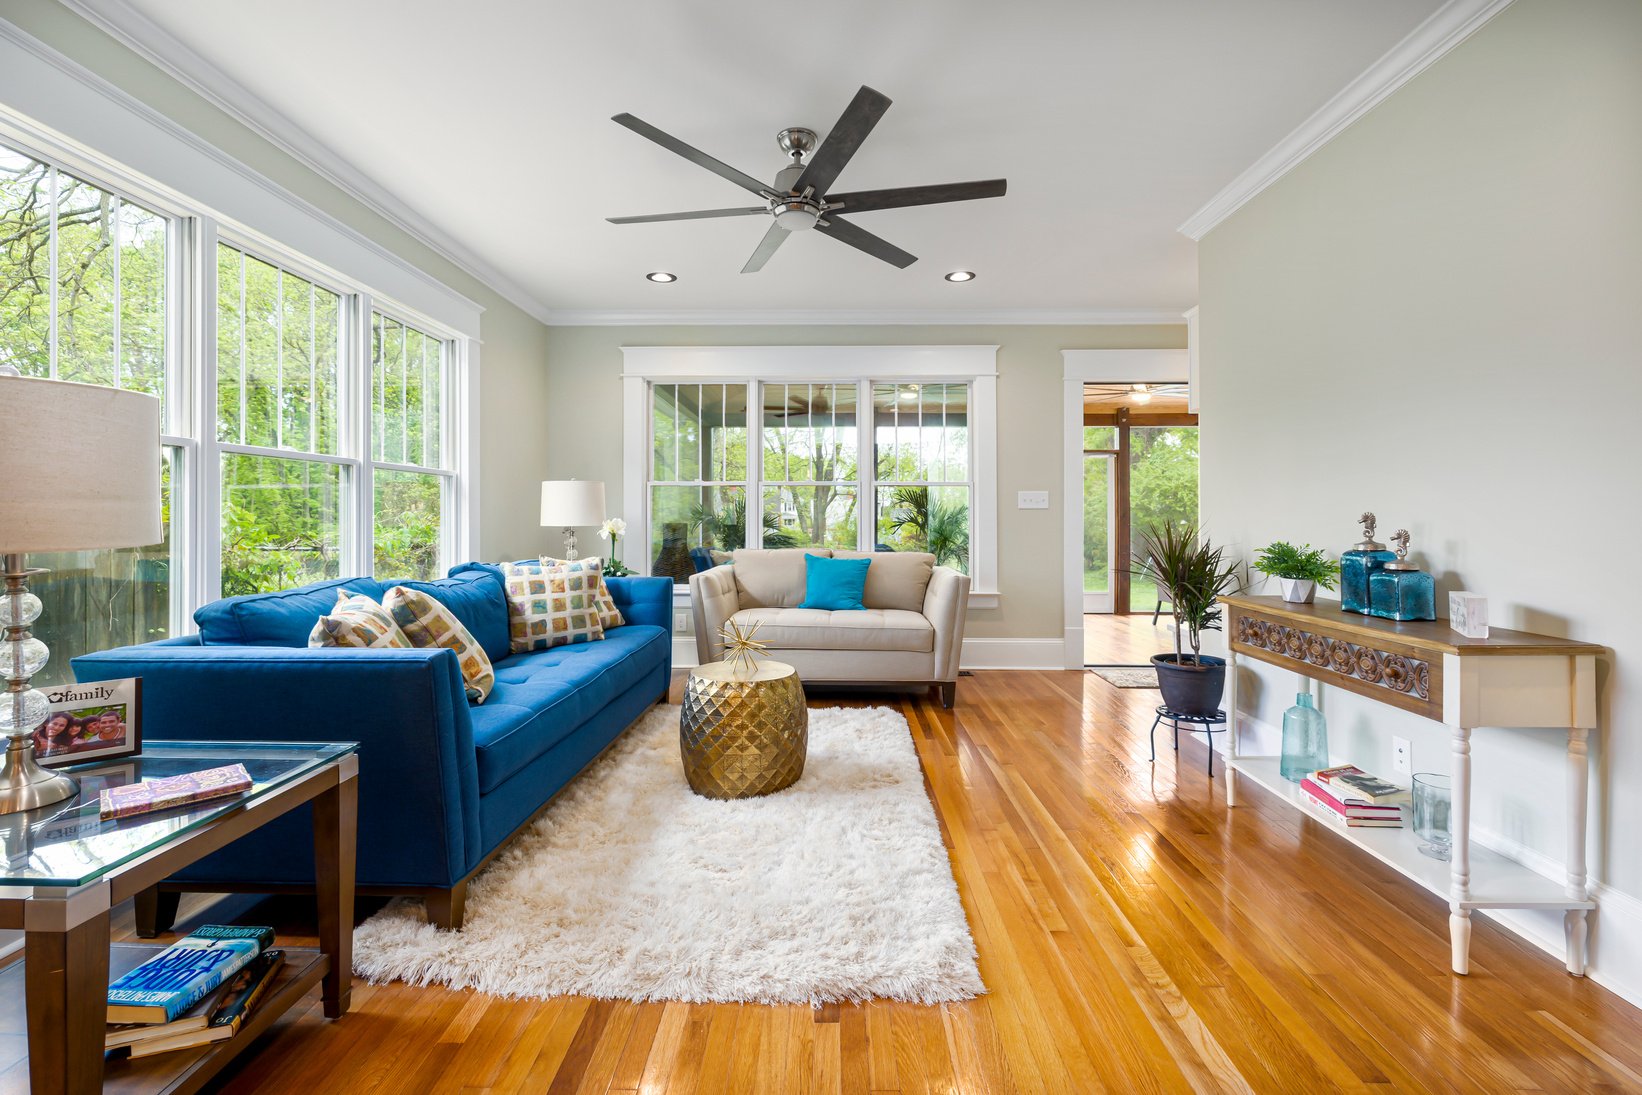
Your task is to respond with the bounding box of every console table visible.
[1221,595,1602,977]
[0,740,358,1095]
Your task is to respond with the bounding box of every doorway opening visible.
[1081,382,1199,666]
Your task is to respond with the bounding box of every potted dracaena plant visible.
[1251,540,1339,604]
[1133,522,1243,717]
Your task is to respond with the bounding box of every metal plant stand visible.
[1148,706,1228,776]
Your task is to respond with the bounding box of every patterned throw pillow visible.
[503,559,606,652]
[382,585,495,704]
[540,556,624,631]
[308,590,413,649]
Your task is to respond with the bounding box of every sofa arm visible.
[923,566,971,682]
[606,576,673,630]
[688,566,740,664]
[72,642,480,889]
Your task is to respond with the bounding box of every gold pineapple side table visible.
[680,660,807,799]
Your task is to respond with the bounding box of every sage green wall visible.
[543,323,1185,642]
[1198,0,1641,988]
[5,0,554,561]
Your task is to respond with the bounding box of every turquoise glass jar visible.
[1280,680,1329,783]
[1369,528,1437,621]
[1341,513,1395,615]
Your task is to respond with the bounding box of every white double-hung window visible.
[623,347,998,606]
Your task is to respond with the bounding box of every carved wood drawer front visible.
[1229,608,1443,721]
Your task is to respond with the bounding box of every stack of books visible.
[1300,764,1410,828]
[105,924,284,1059]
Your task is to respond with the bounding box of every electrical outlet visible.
[674,610,691,634]
[1392,736,1411,776]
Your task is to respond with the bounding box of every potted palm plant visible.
[1133,522,1242,716]
[1251,541,1338,604]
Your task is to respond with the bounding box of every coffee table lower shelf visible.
[0,943,328,1095]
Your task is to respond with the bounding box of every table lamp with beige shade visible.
[540,479,605,560]
[0,369,162,814]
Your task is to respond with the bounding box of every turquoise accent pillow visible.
[801,554,871,611]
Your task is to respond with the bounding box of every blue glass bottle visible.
[1369,528,1436,621]
[1280,679,1329,782]
[1341,512,1396,615]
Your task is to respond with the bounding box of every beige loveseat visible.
[689,548,970,707]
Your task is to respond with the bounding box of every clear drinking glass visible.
[1413,772,1452,861]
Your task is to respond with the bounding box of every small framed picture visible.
[1449,592,1489,640]
[34,678,143,767]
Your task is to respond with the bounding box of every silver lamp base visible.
[0,736,77,814]
[1,553,79,815]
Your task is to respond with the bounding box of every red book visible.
[1301,778,1402,818]
[99,764,253,820]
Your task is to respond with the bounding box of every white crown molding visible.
[0,16,482,334]
[540,308,1190,327]
[1177,0,1517,241]
[57,0,552,324]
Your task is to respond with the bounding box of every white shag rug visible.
[352,704,984,1005]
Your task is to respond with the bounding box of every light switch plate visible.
[1392,736,1411,776]
[1017,490,1049,510]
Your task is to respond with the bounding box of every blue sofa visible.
[72,564,673,930]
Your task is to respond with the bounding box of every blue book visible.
[108,933,262,1024]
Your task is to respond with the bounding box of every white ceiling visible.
[104,0,1440,320]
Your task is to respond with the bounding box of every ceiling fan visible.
[606,85,1006,273]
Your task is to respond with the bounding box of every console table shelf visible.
[1222,595,1603,977]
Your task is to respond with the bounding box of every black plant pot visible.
[1151,654,1227,717]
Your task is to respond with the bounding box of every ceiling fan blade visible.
[816,216,916,269]
[793,86,891,196]
[825,179,1007,214]
[607,206,768,225]
[741,222,789,273]
[612,113,770,197]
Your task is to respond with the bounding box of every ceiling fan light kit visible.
[608,85,1006,273]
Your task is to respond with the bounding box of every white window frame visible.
[622,346,1000,609]
[0,28,481,640]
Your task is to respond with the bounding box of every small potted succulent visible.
[1133,522,1242,717]
[1252,541,1338,604]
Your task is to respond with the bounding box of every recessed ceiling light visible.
[645,271,677,283]
[944,270,976,283]
[1133,384,1153,404]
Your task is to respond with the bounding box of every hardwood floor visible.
[139,670,1642,1093]
[1083,612,1178,665]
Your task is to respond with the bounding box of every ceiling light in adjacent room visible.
[645,271,677,283]
[944,270,976,282]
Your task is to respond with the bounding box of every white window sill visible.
[668,585,999,610]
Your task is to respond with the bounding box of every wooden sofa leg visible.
[134,886,180,938]
[938,681,957,709]
[426,881,468,931]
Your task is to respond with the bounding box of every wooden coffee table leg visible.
[25,885,111,1095]
[313,757,358,1019]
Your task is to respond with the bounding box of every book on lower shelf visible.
[106,924,275,1026]
[124,950,286,1059]
[1312,764,1411,806]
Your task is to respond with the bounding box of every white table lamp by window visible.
[540,480,605,560]
[0,370,162,814]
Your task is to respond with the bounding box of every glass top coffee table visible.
[0,739,359,1095]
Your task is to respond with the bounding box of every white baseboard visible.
[960,638,1065,670]
[671,635,1066,672]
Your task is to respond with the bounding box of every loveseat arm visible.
[924,565,971,683]
[689,565,740,664]
[71,641,480,889]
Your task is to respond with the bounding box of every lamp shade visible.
[0,375,163,553]
[540,480,606,528]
